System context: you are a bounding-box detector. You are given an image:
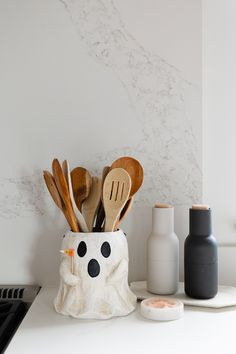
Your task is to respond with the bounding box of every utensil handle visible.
[93,202,105,232]
[62,208,74,230]
[114,197,134,230]
[104,215,117,232]
[66,202,80,232]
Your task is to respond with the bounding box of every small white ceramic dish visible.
[140,297,184,321]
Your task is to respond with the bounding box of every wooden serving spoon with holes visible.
[62,160,89,232]
[70,167,92,212]
[43,170,72,229]
[111,156,143,197]
[111,156,144,229]
[52,159,79,232]
[103,168,131,232]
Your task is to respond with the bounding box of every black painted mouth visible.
[87,259,100,278]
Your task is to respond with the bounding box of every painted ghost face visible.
[69,231,128,283]
[77,240,111,277]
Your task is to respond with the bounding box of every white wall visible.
[0,0,202,286]
[203,0,236,285]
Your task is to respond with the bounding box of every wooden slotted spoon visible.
[111,156,143,229]
[103,168,131,232]
[70,167,92,212]
[52,159,79,232]
[111,156,144,197]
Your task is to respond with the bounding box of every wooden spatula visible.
[43,170,72,229]
[52,159,79,232]
[103,168,131,232]
[82,176,102,231]
[62,160,89,232]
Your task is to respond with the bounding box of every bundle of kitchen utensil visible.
[43,156,143,319]
[43,156,144,233]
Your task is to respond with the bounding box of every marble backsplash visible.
[0,0,201,220]
[0,0,201,285]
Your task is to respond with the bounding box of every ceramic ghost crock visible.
[54,230,137,319]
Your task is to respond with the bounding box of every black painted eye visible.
[101,242,111,258]
[77,241,87,257]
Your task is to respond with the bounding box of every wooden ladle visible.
[70,167,92,211]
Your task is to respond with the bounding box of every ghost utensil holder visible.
[54,230,137,319]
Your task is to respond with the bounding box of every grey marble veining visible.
[58,0,202,205]
[0,0,201,219]
[0,174,46,219]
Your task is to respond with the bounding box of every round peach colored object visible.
[140,297,184,321]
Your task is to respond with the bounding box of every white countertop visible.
[6,287,236,354]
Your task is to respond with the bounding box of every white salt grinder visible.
[147,204,179,295]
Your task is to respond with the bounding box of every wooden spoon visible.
[82,176,102,231]
[103,168,131,232]
[111,156,144,197]
[62,160,89,232]
[43,170,72,229]
[70,167,92,211]
[111,156,143,228]
[52,159,79,232]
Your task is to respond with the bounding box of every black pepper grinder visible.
[184,205,218,299]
